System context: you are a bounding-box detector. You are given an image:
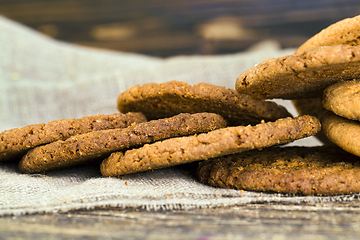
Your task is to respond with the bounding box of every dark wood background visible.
[1,0,360,57]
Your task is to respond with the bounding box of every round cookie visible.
[117,81,292,126]
[291,16,360,129]
[323,80,360,121]
[235,44,360,99]
[295,15,360,55]
[100,115,321,177]
[322,111,360,157]
[0,112,147,162]
[197,146,360,196]
[19,113,227,173]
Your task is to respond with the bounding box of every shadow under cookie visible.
[292,97,334,145]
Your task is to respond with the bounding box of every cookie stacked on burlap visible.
[18,112,229,173]
[2,80,304,176]
[0,112,148,162]
[198,15,360,196]
[7,16,360,197]
[102,81,319,177]
[0,111,229,173]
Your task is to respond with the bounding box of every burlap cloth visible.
[1,16,358,216]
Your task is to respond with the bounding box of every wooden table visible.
[2,200,360,239]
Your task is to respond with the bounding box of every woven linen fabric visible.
[1,16,357,216]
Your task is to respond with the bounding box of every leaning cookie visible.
[322,111,360,157]
[235,44,360,99]
[197,146,360,196]
[323,80,360,121]
[0,112,146,162]
[295,15,360,55]
[117,81,292,126]
[100,115,320,177]
[19,113,227,173]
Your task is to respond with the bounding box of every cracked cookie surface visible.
[197,146,360,196]
[323,80,360,121]
[117,80,292,126]
[295,15,360,55]
[19,113,227,173]
[0,112,146,162]
[236,44,360,99]
[322,111,360,157]
[100,115,321,177]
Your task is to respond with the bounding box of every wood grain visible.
[2,201,360,239]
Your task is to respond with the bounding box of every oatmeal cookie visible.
[295,15,360,55]
[197,146,360,196]
[101,115,320,177]
[0,112,146,161]
[323,80,360,121]
[117,81,292,126]
[322,111,360,157]
[19,113,226,173]
[235,45,360,99]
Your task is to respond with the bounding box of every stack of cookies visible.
[3,15,360,197]
[226,15,360,195]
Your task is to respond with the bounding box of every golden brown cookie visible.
[0,112,146,162]
[295,15,360,55]
[322,111,360,157]
[323,80,360,121]
[19,113,227,173]
[235,44,360,99]
[291,16,360,132]
[197,146,360,196]
[117,81,292,126]
[292,15,360,118]
[100,115,321,177]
